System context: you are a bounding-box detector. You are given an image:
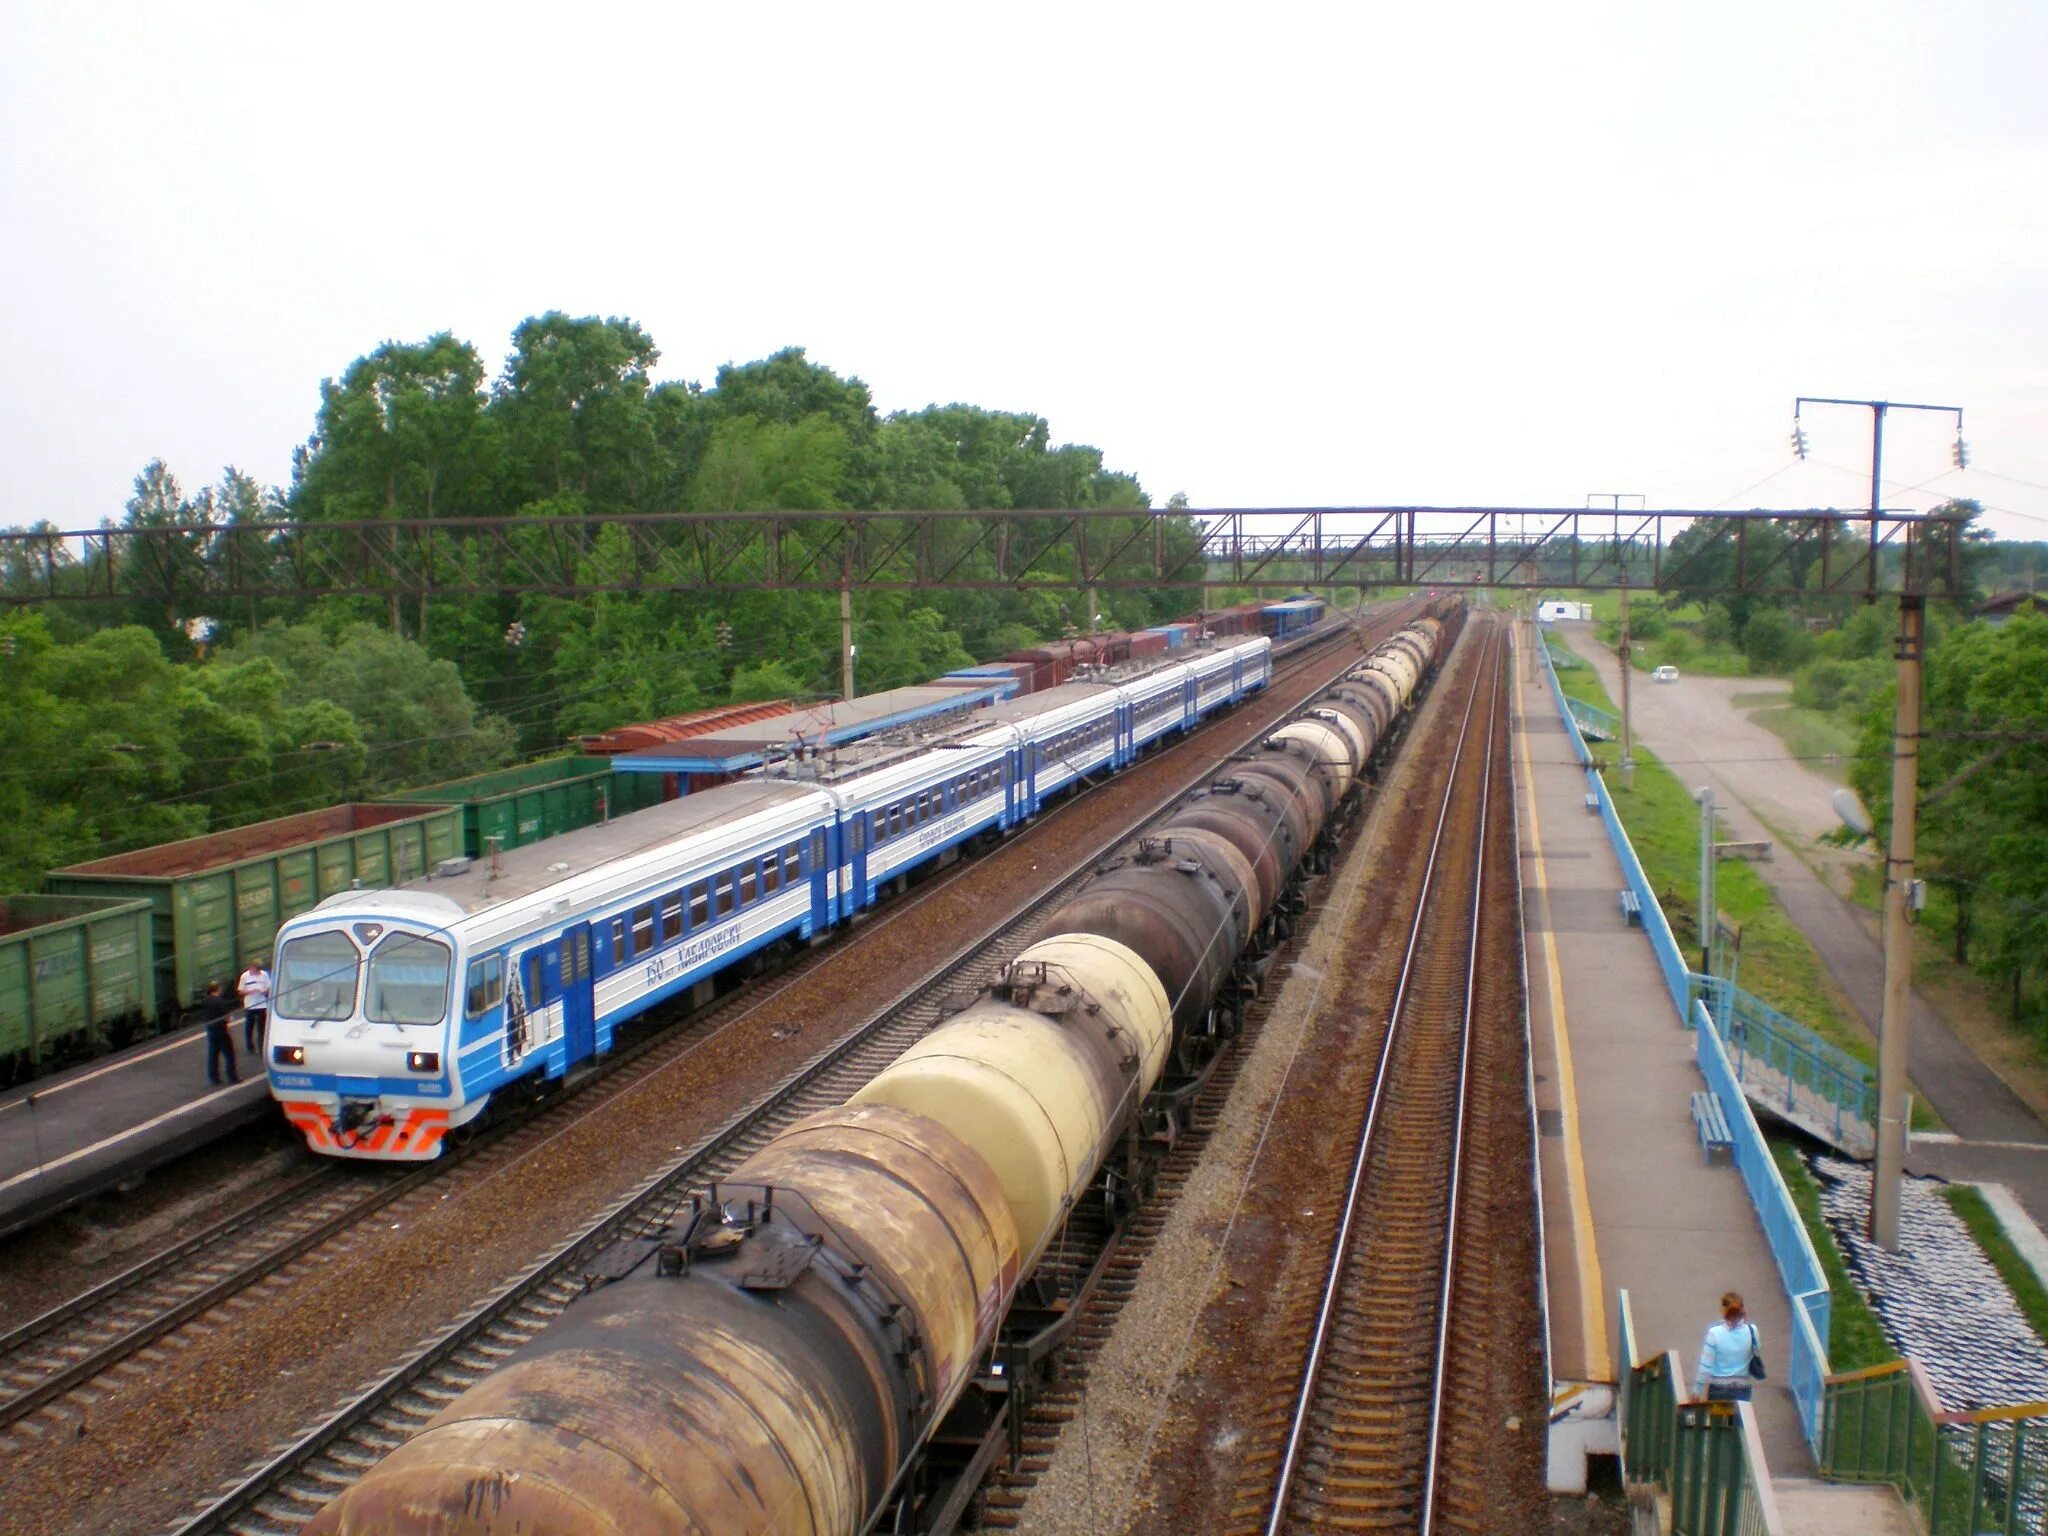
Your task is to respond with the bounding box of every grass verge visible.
[1549,647,1867,1056]
[1771,1140,1898,1372]
[1940,1185,2048,1352]
[1744,703,1856,786]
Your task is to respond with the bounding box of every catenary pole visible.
[1796,394,1961,1249]
[1872,594,1922,1248]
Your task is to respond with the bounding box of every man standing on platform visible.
[238,955,272,1055]
[201,981,239,1086]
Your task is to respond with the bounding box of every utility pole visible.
[1794,396,1964,1251]
[1875,594,1923,1244]
[839,514,857,702]
[841,582,856,701]
[1588,495,1644,788]
[1694,787,1716,976]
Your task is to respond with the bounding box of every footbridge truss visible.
[0,505,1974,606]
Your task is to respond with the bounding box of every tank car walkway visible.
[0,1026,272,1237]
[1511,624,1912,1533]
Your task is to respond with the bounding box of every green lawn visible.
[1550,647,1870,1061]
[1741,702,1857,786]
[1771,1141,1898,1373]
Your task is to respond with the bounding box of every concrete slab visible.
[1772,1478,1916,1535]
[1513,623,1814,1477]
[0,1028,273,1236]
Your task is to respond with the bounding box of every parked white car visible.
[1652,664,1680,683]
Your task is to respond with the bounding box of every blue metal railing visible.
[1535,633,1832,1451]
[1567,694,1620,742]
[1697,975,1876,1148]
[1696,999,1832,1452]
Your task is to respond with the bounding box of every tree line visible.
[0,319,1211,891]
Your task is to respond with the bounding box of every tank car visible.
[294,616,1457,1536]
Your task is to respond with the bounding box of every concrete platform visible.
[0,1025,273,1237]
[1512,622,1910,1530]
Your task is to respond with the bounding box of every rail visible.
[1264,622,1505,1534]
[167,608,1408,1536]
[1824,1361,2048,1535]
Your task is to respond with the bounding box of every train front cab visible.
[267,895,478,1160]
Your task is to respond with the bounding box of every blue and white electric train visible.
[266,637,1272,1158]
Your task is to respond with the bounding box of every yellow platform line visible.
[1515,630,1611,1381]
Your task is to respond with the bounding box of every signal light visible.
[406,1051,441,1073]
[273,1044,306,1066]
[1951,431,1969,471]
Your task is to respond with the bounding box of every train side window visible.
[763,856,781,895]
[524,952,544,1003]
[689,883,708,928]
[890,804,903,835]
[632,904,655,956]
[465,955,503,1018]
[714,873,734,918]
[610,916,625,958]
[573,930,590,980]
[811,828,825,868]
[660,895,682,942]
[783,845,801,882]
[740,864,758,905]
[855,815,870,850]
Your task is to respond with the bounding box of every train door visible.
[506,945,544,1070]
[560,922,595,1068]
[811,823,834,928]
[846,813,869,914]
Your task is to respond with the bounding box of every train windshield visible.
[276,931,360,1021]
[364,933,453,1026]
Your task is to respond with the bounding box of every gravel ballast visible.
[0,632,1385,1536]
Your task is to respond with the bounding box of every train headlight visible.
[273,1045,306,1066]
[406,1051,441,1073]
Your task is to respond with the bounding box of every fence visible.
[1536,628,2048,1531]
[1620,1303,1782,1536]
[1537,635,1831,1451]
[1825,1361,2048,1534]
[1699,975,1877,1153]
[1695,999,1833,1451]
[1539,644,1693,1016]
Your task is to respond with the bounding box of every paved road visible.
[1557,625,2048,1229]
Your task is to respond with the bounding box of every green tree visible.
[232,621,515,791]
[493,313,665,511]
[291,333,493,637]
[1853,611,2048,1023]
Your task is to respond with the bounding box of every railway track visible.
[145,611,1416,1536]
[1248,619,1513,1535]
[0,617,1394,1464]
[0,1167,391,1433]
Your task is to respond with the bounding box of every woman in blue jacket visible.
[1694,1291,1763,1402]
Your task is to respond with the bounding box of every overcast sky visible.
[3,1,2044,543]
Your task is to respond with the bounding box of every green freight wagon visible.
[0,896,156,1079]
[47,804,463,1012]
[383,755,667,859]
